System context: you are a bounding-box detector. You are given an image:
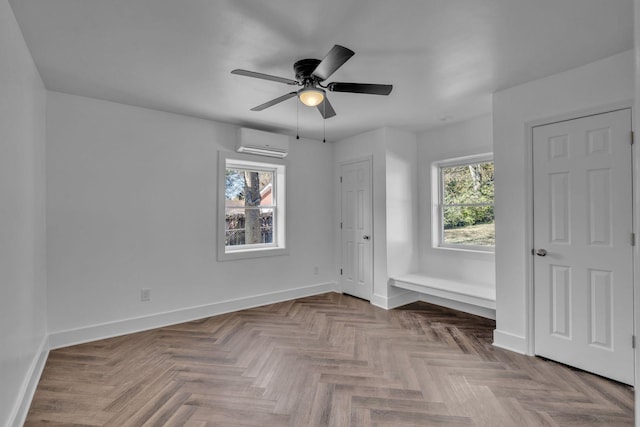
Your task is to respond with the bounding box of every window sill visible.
[432,245,495,255]
[218,246,289,261]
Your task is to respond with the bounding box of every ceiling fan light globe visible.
[299,88,325,107]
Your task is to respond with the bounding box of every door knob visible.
[536,249,547,257]
[363,235,370,240]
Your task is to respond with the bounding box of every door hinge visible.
[340,268,343,275]
[340,176,343,183]
[632,232,636,246]
[631,131,635,145]
[633,335,636,349]
[340,222,342,229]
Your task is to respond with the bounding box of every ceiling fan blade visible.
[231,69,299,85]
[250,92,297,111]
[311,45,355,81]
[317,97,337,119]
[327,82,393,95]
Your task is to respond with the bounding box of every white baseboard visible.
[49,282,339,350]
[370,289,420,310]
[386,290,420,309]
[9,335,49,427]
[370,293,389,309]
[493,329,528,354]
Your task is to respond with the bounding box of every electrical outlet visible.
[140,288,151,302]
[313,266,319,275]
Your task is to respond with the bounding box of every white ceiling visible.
[9,0,633,141]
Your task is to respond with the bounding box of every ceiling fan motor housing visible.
[294,59,322,82]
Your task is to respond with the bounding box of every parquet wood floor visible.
[25,292,633,426]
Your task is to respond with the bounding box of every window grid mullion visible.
[442,203,494,208]
[226,206,276,210]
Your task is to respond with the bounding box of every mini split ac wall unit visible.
[236,128,289,158]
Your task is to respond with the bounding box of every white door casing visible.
[533,109,634,385]
[340,159,373,301]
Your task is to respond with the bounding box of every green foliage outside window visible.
[440,161,494,247]
[442,162,494,228]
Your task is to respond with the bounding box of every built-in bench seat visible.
[391,273,496,310]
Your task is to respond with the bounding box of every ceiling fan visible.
[231,45,392,119]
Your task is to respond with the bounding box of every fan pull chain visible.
[296,98,300,140]
[323,101,326,143]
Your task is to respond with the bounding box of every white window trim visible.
[431,153,494,253]
[218,151,288,261]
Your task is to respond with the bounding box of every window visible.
[433,154,494,251]
[218,153,286,260]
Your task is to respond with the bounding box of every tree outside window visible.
[225,167,275,247]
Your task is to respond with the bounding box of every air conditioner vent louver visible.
[236,128,289,158]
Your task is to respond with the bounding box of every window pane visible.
[442,162,494,205]
[225,168,274,207]
[225,208,274,246]
[443,206,494,246]
[225,209,245,246]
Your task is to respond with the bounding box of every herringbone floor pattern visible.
[26,293,633,426]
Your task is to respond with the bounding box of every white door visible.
[341,159,373,300]
[533,109,634,385]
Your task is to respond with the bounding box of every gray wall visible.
[0,1,47,424]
